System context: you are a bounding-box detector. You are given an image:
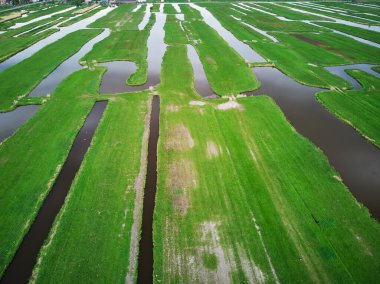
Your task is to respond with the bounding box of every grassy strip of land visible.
[317,69,380,148]
[201,4,351,89]
[58,6,105,27]
[281,3,380,25]
[164,15,187,44]
[258,2,327,20]
[83,9,153,86]
[0,29,101,111]
[316,22,380,45]
[89,4,142,31]
[163,3,177,14]
[0,68,103,278]
[0,27,58,63]
[30,91,149,283]
[154,43,380,283]
[183,6,259,95]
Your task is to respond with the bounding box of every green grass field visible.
[0,2,380,283]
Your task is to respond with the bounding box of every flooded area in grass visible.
[0,105,39,143]
[246,67,380,220]
[325,64,380,89]
[0,101,107,284]
[137,95,160,284]
[0,7,113,72]
[190,3,265,63]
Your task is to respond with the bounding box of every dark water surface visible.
[0,105,39,142]
[0,101,107,284]
[248,67,380,220]
[137,96,160,284]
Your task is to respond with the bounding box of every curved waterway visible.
[0,105,39,143]
[100,13,167,94]
[29,28,110,97]
[0,7,113,72]
[246,67,380,220]
[0,101,107,284]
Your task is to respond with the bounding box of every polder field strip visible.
[154,42,379,283]
[0,68,104,277]
[0,4,72,29]
[0,29,102,111]
[281,2,380,25]
[181,5,259,96]
[317,70,380,148]
[58,6,106,27]
[30,91,150,283]
[83,4,153,86]
[153,7,380,282]
[0,20,59,63]
[201,3,351,89]
[317,21,380,45]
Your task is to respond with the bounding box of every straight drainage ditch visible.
[0,101,107,284]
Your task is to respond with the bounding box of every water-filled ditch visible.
[0,101,107,284]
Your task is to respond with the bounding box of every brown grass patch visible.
[165,123,194,151]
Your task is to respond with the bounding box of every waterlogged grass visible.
[0,68,103,278]
[154,43,380,284]
[318,69,380,148]
[0,29,101,111]
[258,2,327,20]
[182,6,259,95]
[30,91,149,284]
[83,7,153,86]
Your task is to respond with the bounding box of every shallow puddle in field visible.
[0,105,39,142]
[0,101,107,284]
[247,67,380,220]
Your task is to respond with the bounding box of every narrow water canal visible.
[137,95,160,284]
[248,67,380,220]
[0,101,107,284]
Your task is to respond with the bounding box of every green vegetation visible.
[154,42,380,284]
[183,6,259,95]
[0,68,103,278]
[318,69,380,148]
[257,2,327,20]
[163,4,177,14]
[0,29,101,111]
[88,4,142,30]
[317,22,380,45]
[58,6,105,27]
[83,7,153,86]
[30,90,149,283]
[164,15,187,44]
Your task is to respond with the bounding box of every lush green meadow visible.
[0,2,379,283]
